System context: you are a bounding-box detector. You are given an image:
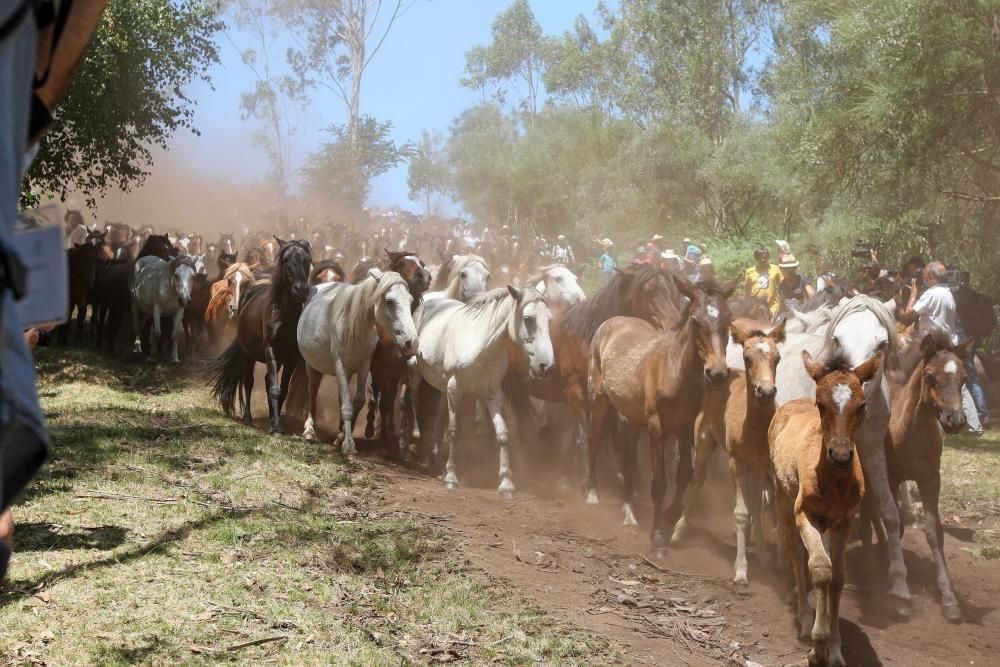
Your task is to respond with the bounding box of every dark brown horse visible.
[587,277,735,555]
[61,230,107,344]
[210,238,311,434]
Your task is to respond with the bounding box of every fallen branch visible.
[638,556,723,584]
[74,490,182,505]
[225,635,288,652]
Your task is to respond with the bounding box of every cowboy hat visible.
[651,234,665,242]
[661,249,679,260]
[778,253,800,268]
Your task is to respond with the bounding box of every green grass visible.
[0,348,612,665]
[940,430,1000,512]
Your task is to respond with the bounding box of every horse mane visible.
[820,294,899,370]
[463,287,541,348]
[561,265,658,342]
[330,271,408,350]
[896,325,952,379]
[800,283,848,313]
[138,235,175,259]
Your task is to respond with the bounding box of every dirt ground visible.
[264,369,1000,666]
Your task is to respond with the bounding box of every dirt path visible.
[352,451,1000,667]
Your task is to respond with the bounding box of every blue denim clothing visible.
[1,11,49,508]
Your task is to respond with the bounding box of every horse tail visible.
[208,339,245,417]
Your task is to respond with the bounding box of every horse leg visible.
[405,361,423,452]
[333,356,357,454]
[485,389,515,498]
[397,383,411,458]
[380,378,399,456]
[647,413,668,556]
[264,344,283,435]
[241,356,255,425]
[797,511,832,666]
[917,474,962,622]
[364,371,377,439]
[346,360,371,452]
[621,422,640,527]
[859,439,912,616]
[148,305,162,362]
[898,481,920,530]
[75,299,87,343]
[131,300,142,353]
[662,420,696,540]
[749,470,772,570]
[673,418,718,544]
[826,521,851,667]
[277,362,295,415]
[302,365,322,441]
[732,459,751,585]
[170,309,183,363]
[585,377,611,506]
[442,377,461,489]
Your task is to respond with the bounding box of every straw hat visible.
[557,234,566,240]
[699,256,714,266]
[661,249,679,260]
[597,238,614,247]
[651,234,665,242]
[775,239,799,268]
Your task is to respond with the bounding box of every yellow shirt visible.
[743,264,782,314]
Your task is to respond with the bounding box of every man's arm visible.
[899,278,921,325]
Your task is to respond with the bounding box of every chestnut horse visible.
[674,317,786,584]
[209,239,311,434]
[587,277,735,554]
[880,330,971,622]
[770,350,881,667]
[205,263,255,348]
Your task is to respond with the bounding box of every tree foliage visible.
[300,116,412,213]
[407,130,451,217]
[23,0,223,207]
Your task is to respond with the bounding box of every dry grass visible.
[0,348,611,666]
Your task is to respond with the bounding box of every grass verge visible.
[0,348,611,666]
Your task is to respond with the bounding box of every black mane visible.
[561,264,661,342]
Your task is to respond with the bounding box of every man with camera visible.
[901,261,989,433]
[743,244,781,316]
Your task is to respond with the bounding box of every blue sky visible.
[172,0,609,212]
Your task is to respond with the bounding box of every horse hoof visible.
[891,594,913,619]
[733,575,749,587]
[585,489,600,505]
[444,481,458,491]
[622,504,638,527]
[943,603,962,624]
[271,428,284,436]
[670,517,690,544]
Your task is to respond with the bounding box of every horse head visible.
[804,350,882,471]
[453,256,490,302]
[919,330,971,434]
[822,295,897,375]
[674,275,736,387]
[191,253,208,277]
[508,285,554,379]
[275,238,311,305]
[731,317,786,400]
[385,248,431,298]
[169,256,197,308]
[226,264,252,319]
[372,271,418,358]
[534,265,585,317]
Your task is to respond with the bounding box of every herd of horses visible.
[61,222,976,667]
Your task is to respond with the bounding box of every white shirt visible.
[913,284,958,343]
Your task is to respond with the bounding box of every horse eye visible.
[877,340,888,351]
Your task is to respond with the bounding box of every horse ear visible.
[767,317,787,344]
[920,332,941,360]
[507,284,523,301]
[671,273,697,301]
[802,350,825,381]
[952,337,975,361]
[274,235,286,246]
[720,279,738,298]
[854,352,883,385]
[385,248,403,262]
[730,323,752,346]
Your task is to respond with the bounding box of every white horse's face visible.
[829,309,889,371]
[513,290,554,379]
[458,262,490,301]
[537,267,585,314]
[376,281,418,358]
[172,263,196,308]
[192,253,208,277]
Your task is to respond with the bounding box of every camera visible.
[851,240,873,258]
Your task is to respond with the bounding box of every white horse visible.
[130,255,197,363]
[532,264,586,317]
[775,295,913,615]
[297,269,418,453]
[410,286,554,497]
[424,254,490,303]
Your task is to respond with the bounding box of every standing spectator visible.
[64,209,87,248]
[633,245,651,265]
[683,243,701,282]
[552,234,574,265]
[775,240,815,312]
[954,272,993,428]
[597,239,616,286]
[660,248,682,273]
[743,244,782,316]
[698,256,716,283]
[901,261,984,433]
[649,234,666,255]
